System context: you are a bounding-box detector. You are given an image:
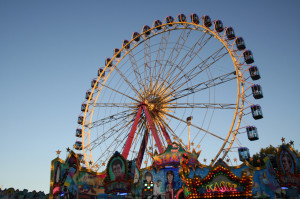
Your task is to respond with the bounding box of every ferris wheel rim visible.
[79,19,246,171]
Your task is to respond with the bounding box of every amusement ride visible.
[73,13,263,172]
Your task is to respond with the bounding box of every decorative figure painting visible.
[110,157,125,181]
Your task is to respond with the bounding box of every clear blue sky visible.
[0,0,299,194]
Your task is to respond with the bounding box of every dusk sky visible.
[0,0,299,193]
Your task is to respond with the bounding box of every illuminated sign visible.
[184,160,253,198]
[150,142,201,171]
[206,181,237,193]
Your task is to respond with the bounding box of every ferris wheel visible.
[73,13,263,171]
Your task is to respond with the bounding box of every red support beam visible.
[122,106,142,159]
[160,123,171,145]
[136,128,149,169]
[142,105,164,154]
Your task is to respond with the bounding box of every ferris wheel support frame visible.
[122,102,168,160]
[136,128,149,168]
[122,106,143,159]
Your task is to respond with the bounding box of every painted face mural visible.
[111,158,124,181]
[280,150,294,174]
[165,170,176,199]
[145,172,153,183]
[133,168,140,183]
[167,171,174,183]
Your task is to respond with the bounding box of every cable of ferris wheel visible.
[161,44,227,96]
[151,31,170,92]
[113,65,142,98]
[99,82,139,103]
[86,109,134,128]
[93,119,134,165]
[166,103,236,109]
[166,72,236,104]
[127,50,147,93]
[155,29,192,95]
[164,112,227,142]
[162,52,231,102]
[158,34,214,97]
[89,115,133,151]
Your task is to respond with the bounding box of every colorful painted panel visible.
[150,142,201,171]
[50,152,105,199]
[49,144,300,198]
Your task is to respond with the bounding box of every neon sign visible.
[206,181,237,193]
[153,153,198,166]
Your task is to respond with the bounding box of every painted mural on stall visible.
[228,162,281,198]
[135,167,182,198]
[276,145,300,197]
[50,152,105,199]
[150,142,201,171]
[49,143,300,198]
[131,142,202,198]
[51,153,80,198]
[103,152,131,195]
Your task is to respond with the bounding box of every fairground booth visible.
[49,143,300,199]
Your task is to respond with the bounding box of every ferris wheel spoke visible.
[166,103,236,109]
[171,33,213,76]
[158,117,177,139]
[156,118,172,145]
[221,129,243,160]
[157,29,192,94]
[161,29,190,75]
[159,118,187,148]
[91,122,134,166]
[190,105,214,144]
[153,120,168,148]
[144,37,152,89]
[86,109,134,129]
[162,46,228,98]
[93,103,136,108]
[171,43,224,90]
[113,66,142,97]
[88,115,133,150]
[166,71,236,103]
[94,139,123,166]
[128,50,147,95]
[164,112,226,141]
[159,33,214,96]
[184,47,228,82]
[100,83,139,102]
[107,119,138,150]
[91,112,146,155]
[152,31,171,91]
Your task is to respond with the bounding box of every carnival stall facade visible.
[49,143,300,198]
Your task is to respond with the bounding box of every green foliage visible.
[248,142,298,167]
